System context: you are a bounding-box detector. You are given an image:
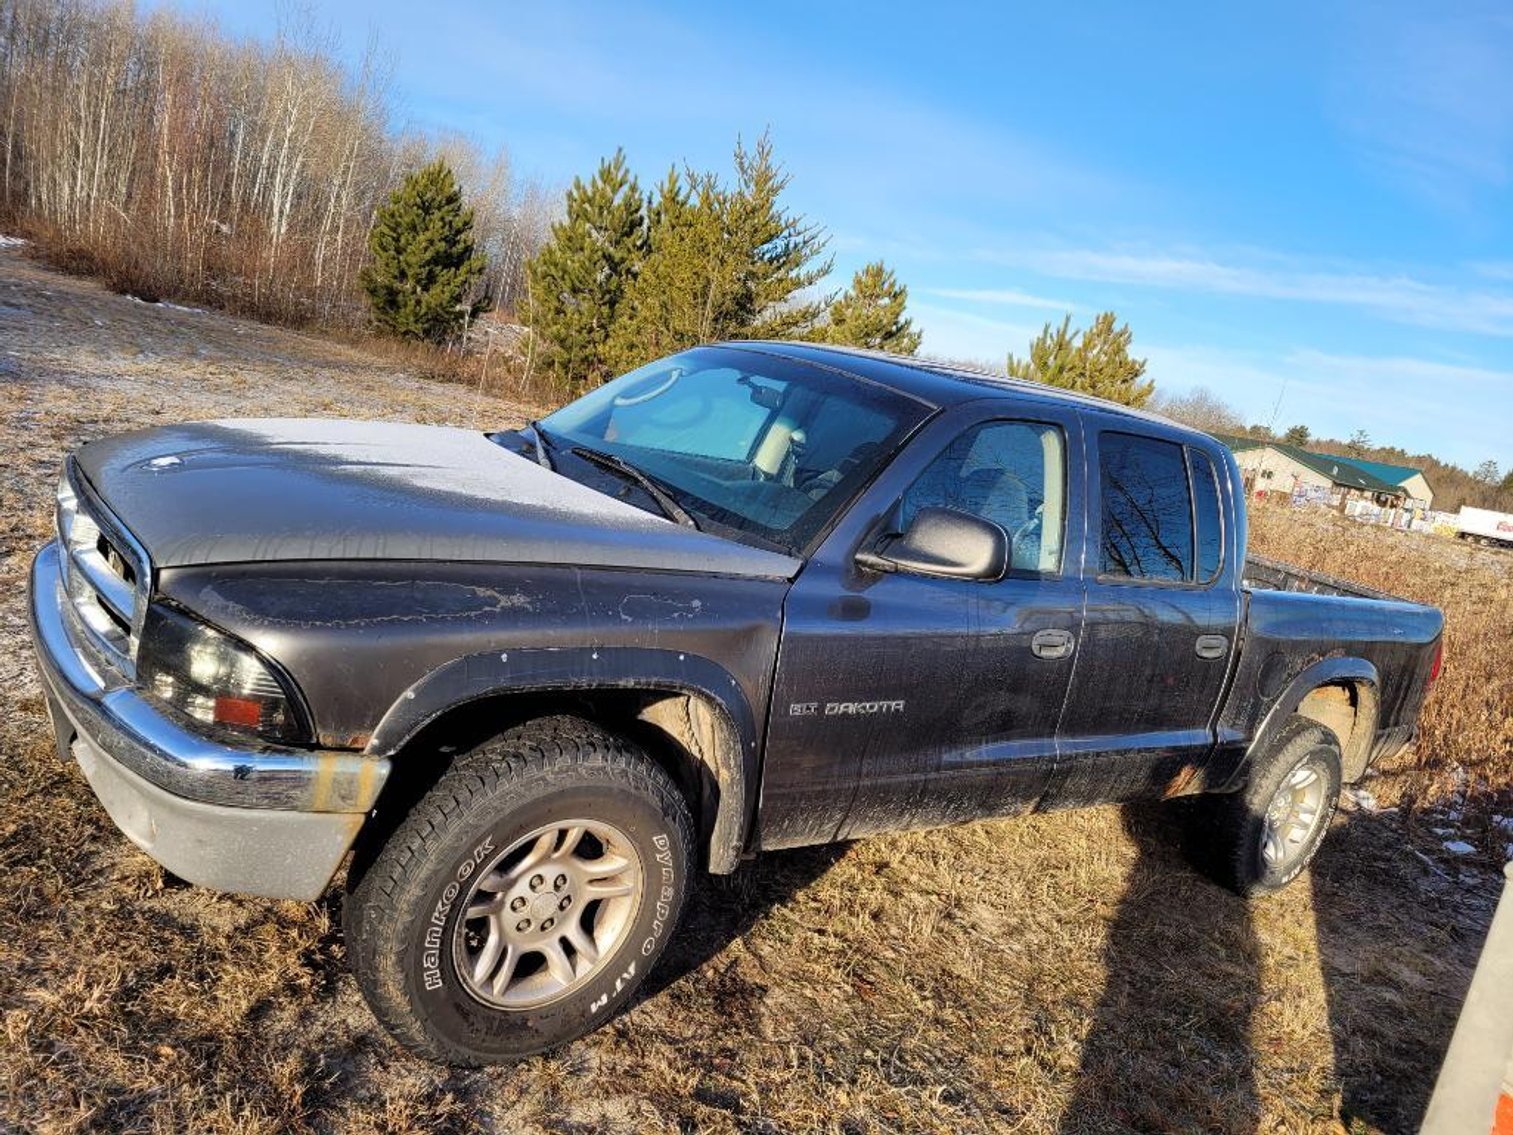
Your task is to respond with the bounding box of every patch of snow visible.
[1493,815,1513,836]
[1443,840,1476,856]
[1344,787,1379,812]
[125,295,205,314]
[0,234,26,248]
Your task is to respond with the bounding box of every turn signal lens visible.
[1428,640,1444,688]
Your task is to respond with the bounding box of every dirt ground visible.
[0,242,1504,1134]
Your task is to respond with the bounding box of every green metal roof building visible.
[1217,436,1434,509]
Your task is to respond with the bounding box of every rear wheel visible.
[345,717,694,1065]
[1189,717,1342,895]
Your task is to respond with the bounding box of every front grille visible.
[56,459,151,679]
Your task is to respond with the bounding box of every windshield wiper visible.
[525,420,554,471]
[569,446,699,529]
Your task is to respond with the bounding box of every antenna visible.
[1250,377,1289,507]
[1266,377,1288,436]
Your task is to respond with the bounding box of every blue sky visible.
[164,0,1513,471]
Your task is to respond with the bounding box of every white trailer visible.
[1456,507,1513,549]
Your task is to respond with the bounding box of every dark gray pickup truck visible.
[28,341,1443,1064]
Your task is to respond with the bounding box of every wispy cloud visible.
[982,245,1513,337]
[1142,340,1513,467]
[1285,348,1513,392]
[927,287,1076,312]
[1328,1,1513,210]
[910,302,1047,366]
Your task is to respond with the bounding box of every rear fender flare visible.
[1229,655,1381,790]
[366,647,759,873]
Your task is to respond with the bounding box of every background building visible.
[1220,437,1434,514]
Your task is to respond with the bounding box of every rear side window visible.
[1189,449,1224,582]
[1098,432,1193,582]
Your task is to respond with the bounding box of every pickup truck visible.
[28,341,1443,1065]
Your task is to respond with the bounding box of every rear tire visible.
[1188,717,1342,896]
[345,717,694,1065]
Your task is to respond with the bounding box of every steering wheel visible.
[611,368,681,407]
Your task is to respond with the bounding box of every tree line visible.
[0,0,549,326]
[521,140,920,388]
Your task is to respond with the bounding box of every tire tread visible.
[345,716,694,1065]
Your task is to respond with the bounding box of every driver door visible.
[758,404,1087,848]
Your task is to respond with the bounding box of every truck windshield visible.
[537,346,931,554]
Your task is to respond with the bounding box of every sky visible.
[160,0,1513,471]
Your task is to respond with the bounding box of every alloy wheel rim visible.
[452,820,642,1010]
[1260,758,1329,873]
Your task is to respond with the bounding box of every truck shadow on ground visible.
[1059,801,1480,1135]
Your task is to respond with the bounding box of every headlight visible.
[137,604,308,744]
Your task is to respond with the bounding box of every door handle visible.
[1195,634,1229,660]
[1031,628,1076,660]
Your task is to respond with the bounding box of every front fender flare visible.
[366,647,759,873]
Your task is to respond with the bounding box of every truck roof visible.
[719,340,1180,430]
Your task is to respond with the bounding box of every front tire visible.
[345,718,695,1065]
[1189,717,1343,895]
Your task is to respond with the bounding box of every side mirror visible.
[855,507,1009,581]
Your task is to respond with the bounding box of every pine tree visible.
[605,167,721,372]
[1283,424,1311,446]
[606,133,831,372]
[815,261,921,354]
[361,160,486,342]
[1006,312,1154,408]
[731,133,831,339]
[525,150,646,387]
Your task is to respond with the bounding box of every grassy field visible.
[1,243,1507,1134]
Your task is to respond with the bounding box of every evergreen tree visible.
[1347,429,1372,457]
[607,133,831,371]
[732,133,831,339]
[525,150,646,387]
[361,159,486,342]
[1473,458,1501,485]
[815,260,922,354]
[1006,312,1154,408]
[1283,424,1311,446]
[605,167,721,372]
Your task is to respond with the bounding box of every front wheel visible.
[345,718,695,1065]
[1188,717,1343,895]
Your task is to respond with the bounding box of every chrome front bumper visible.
[29,542,390,899]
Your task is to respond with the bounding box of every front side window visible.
[1098,432,1194,582]
[899,420,1067,573]
[537,347,930,553]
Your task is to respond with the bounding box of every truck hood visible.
[74,419,801,578]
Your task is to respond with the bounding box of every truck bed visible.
[1242,553,1399,602]
[1214,554,1442,789]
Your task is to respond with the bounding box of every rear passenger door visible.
[1045,418,1241,807]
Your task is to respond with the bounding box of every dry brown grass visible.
[0,244,1506,1134]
